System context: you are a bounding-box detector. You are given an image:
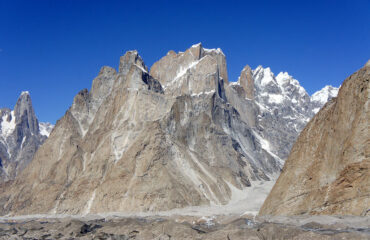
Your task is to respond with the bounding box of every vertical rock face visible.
[259,62,370,216]
[14,92,39,134]
[238,65,254,99]
[0,92,53,182]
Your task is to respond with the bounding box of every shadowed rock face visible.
[0,92,53,182]
[259,62,370,216]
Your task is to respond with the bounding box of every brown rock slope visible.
[259,62,370,216]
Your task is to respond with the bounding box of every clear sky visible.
[0,0,369,124]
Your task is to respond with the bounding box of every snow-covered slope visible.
[0,92,54,182]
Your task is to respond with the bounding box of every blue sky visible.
[0,0,369,123]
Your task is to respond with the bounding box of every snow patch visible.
[190,90,215,97]
[134,63,148,73]
[204,47,225,56]
[312,108,320,114]
[252,131,284,166]
[84,189,96,215]
[276,72,291,85]
[1,111,16,137]
[268,94,284,104]
[21,136,26,149]
[191,43,202,48]
[39,122,54,137]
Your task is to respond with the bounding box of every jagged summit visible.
[14,90,39,134]
[119,50,148,74]
[189,42,224,54]
[190,42,202,48]
[310,85,339,114]
[237,65,254,99]
[0,92,53,182]
[311,85,339,103]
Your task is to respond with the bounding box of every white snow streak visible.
[174,60,200,81]
[84,189,96,214]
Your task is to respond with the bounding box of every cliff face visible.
[259,62,370,216]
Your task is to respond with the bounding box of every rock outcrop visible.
[259,62,370,216]
[0,92,53,182]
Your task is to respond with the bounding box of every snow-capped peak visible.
[204,47,225,56]
[276,72,292,85]
[21,91,30,96]
[253,66,276,87]
[311,85,339,104]
[254,65,264,72]
[190,42,225,56]
[191,42,202,48]
[275,71,308,97]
